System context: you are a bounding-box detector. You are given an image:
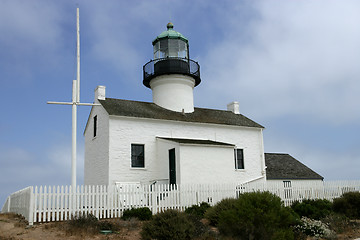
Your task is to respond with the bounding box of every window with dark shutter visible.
[93,115,97,138]
[131,144,145,168]
[234,149,244,169]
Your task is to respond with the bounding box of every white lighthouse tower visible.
[143,23,201,113]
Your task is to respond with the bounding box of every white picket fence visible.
[1,186,33,223]
[2,180,360,225]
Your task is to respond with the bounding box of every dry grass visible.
[0,213,143,240]
[1,213,360,240]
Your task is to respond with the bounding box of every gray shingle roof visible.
[157,137,234,146]
[99,98,264,128]
[265,153,323,180]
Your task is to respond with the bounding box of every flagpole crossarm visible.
[47,101,101,106]
[47,101,73,105]
[77,103,101,106]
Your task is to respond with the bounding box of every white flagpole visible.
[72,79,77,189]
[48,8,99,190]
[76,8,80,103]
[71,8,80,190]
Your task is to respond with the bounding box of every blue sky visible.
[1,0,360,206]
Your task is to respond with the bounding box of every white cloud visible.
[0,142,83,186]
[83,1,173,81]
[0,1,66,52]
[46,143,84,185]
[199,0,360,125]
[0,0,71,85]
[0,141,85,205]
[1,147,34,164]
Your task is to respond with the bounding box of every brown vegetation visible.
[0,213,142,240]
[1,213,360,240]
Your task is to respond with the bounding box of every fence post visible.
[152,185,157,214]
[7,196,11,212]
[28,186,34,225]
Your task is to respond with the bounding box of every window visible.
[93,115,97,138]
[283,181,292,199]
[234,149,244,169]
[283,181,292,188]
[153,39,188,59]
[131,144,144,168]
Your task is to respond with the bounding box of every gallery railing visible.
[143,57,201,87]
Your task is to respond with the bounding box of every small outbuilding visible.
[265,153,324,188]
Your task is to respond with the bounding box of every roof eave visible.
[266,177,324,181]
[99,98,264,129]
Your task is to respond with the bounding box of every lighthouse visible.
[143,23,201,113]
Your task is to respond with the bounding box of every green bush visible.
[141,209,206,240]
[333,191,360,219]
[204,198,238,226]
[291,199,333,220]
[184,202,211,217]
[205,192,297,240]
[122,207,152,221]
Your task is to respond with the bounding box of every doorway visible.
[169,148,176,185]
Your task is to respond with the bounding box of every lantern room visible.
[143,23,201,88]
[152,22,189,59]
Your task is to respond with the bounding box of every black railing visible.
[143,57,201,88]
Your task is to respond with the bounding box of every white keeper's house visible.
[84,23,323,187]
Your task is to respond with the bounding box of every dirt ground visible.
[1,213,360,240]
[0,213,142,240]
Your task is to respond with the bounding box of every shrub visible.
[122,207,152,221]
[295,217,335,239]
[141,209,206,240]
[291,199,333,220]
[61,214,118,236]
[64,213,116,235]
[68,213,99,231]
[333,191,360,219]
[321,213,351,234]
[206,192,297,240]
[184,202,211,217]
[98,220,114,230]
[204,198,238,226]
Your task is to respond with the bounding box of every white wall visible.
[179,144,235,184]
[84,105,110,185]
[267,179,324,188]
[155,138,179,184]
[106,115,265,185]
[150,74,195,113]
[266,179,324,200]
